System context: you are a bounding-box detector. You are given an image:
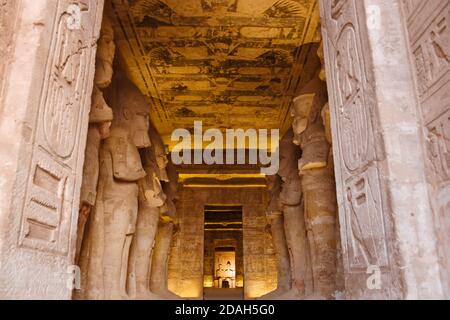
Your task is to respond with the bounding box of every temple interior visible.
[74,0,338,300]
[1,0,449,301]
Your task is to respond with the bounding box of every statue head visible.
[291,76,327,145]
[95,16,116,89]
[90,86,113,138]
[108,72,151,148]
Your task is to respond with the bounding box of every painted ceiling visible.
[107,0,321,149]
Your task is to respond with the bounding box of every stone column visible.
[0,0,104,299]
[320,0,443,299]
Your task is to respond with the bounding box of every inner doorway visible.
[203,205,244,300]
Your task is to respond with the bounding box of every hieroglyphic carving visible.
[402,0,450,296]
[427,109,450,182]
[18,0,102,254]
[408,4,449,100]
[344,167,388,269]
[321,0,390,279]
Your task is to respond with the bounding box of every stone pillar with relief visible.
[320,0,443,299]
[0,0,104,299]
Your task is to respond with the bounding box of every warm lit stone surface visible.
[0,0,449,301]
[0,0,104,299]
[106,0,321,146]
[168,186,277,299]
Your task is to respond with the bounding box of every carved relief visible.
[426,109,450,182]
[344,168,388,270]
[43,3,90,159]
[410,7,450,99]
[19,0,102,254]
[402,0,450,296]
[321,0,391,287]
[335,25,371,172]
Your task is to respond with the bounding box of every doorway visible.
[203,205,244,300]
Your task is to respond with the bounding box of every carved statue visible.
[127,146,167,300]
[82,72,151,300]
[260,174,292,299]
[149,220,180,299]
[277,129,313,299]
[75,17,116,298]
[149,161,180,299]
[94,16,116,89]
[293,72,338,299]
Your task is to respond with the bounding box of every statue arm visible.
[109,137,147,182]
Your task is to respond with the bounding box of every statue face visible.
[290,94,315,145]
[291,116,305,146]
[130,110,151,148]
[94,19,116,88]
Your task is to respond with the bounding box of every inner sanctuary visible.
[0,0,449,300]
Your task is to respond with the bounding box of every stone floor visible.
[203,288,244,300]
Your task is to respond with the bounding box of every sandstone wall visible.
[168,186,277,299]
[401,0,450,298]
[320,0,444,299]
[0,0,104,299]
